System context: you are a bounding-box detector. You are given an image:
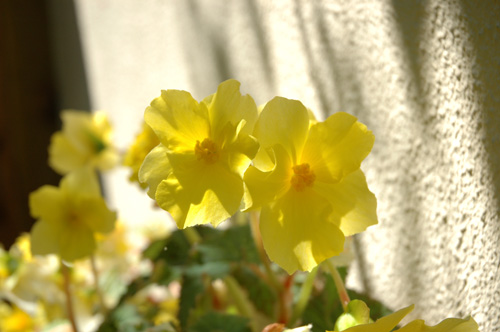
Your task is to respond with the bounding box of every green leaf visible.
[232,266,277,317]
[197,225,260,264]
[178,273,205,329]
[188,311,251,332]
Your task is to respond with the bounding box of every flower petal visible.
[302,112,374,183]
[206,79,258,140]
[397,316,479,332]
[76,198,116,234]
[58,223,96,261]
[243,144,291,211]
[145,89,209,152]
[30,220,61,256]
[138,144,172,198]
[48,132,87,174]
[315,170,377,236]
[29,185,66,225]
[260,189,344,273]
[60,167,101,197]
[254,97,310,166]
[156,153,243,228]
[341,305,413,332]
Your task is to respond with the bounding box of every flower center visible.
[290,163,316,191]
[195,138,219,163]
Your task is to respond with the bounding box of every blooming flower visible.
[123,122,160,189]
[139,79,259,228]
[243,97,377,273]
[29,168,116,261]
[49,110,118,174]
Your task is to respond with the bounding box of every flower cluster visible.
[139,79,377,273]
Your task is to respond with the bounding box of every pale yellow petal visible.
[156,153,243,228]
[29,185,66,226]
[341,305,413,332]
[397,316,479,332]
[302,112,374,183]
[76,198,116,234]
[260,189,344,273]
[138,144,172,198]
[48,132,87,174]
[60,167,101,197]
[58,223,96,261]
[207,79,258,140]
[315,170,377,236]
[221,122,259,176]
[61,110,94,152]
[243,144,291,211]
[254,97,309,165]
[30,220,61,256]
[145,89,209,152]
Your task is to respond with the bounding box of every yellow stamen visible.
[290,163,316,191]
[195,138,219,163]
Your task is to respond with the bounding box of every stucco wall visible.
[72,1,500,331]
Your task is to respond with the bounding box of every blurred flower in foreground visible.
[49,110,118,174]
[124,122,160,189]
[139,79,259,228]
[330,301,479,332]
[29,168,116,261]
[244,97,377,273]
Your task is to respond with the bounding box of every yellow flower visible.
[0,304,34,332]
[123,122,160,188]
[139,79,259,228]
[243,97,377,273]
[49,110,118,174]
[328,305,479,332]
[29,168,116,261]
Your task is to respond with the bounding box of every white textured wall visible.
[73,1,500,331]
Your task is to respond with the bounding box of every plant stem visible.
[288,266,319,326]
[324,260,350,312]
[224,275,258,332]
[90,255,107,314]
[62,262,79,332]
[184,226,201,245]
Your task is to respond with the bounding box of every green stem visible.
[184,226,201,245]
[288,266,319,326]
[224,275,258,332]
[324,260,350,312]
[62,262,79,332]
[90,255,107,314]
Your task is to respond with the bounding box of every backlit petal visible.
[145,89,209,152]
[315,170,377,236]
[30,220,61,256]
[29,186,66,226]
[302,112,374,183]
[243,144,291,211]
[156,153,243,228]
[207,79,258,141]
[138,144,172,198]
[260,189,345,273]
[254,97,309,165]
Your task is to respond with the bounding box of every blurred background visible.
[1,1,499,331]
